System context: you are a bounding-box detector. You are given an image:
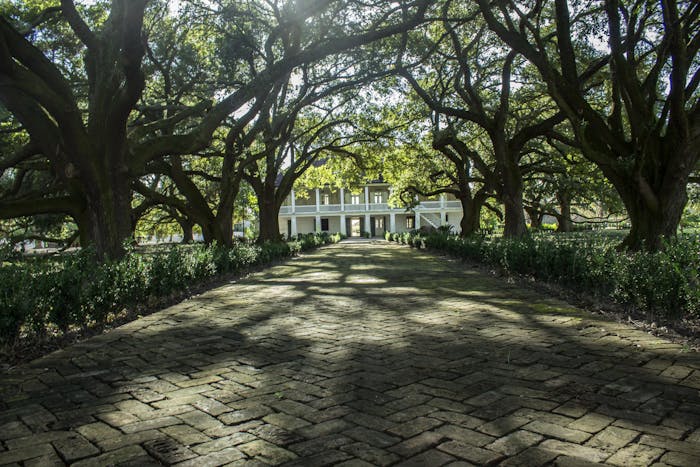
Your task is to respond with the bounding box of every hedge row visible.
[0,232,342,344]
[386,231,700,320]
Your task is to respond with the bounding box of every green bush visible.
[392,230,700,320]
[0,265,33,341]
[0,241,21,262]
[0,233,342,345]
[410,233,425,249]
[612,239,699,318]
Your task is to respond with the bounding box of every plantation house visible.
[279,182,464,238]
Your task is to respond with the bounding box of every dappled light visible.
[1,243,699,465]
[1,0,700,464]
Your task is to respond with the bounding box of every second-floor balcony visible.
[279,200,462,216]
[294,205,318,214]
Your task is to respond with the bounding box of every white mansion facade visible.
[279,182,464,238]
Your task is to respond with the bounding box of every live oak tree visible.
[379,104,499,236]
[135,0,425,246]
[1,0,431,258]
[130,3,241,246]
[429,124,502,235]
[132,0,422,246]
[208,0,434,243]
[9,0,694,254]
[244,92,375,242]
[234,0,434,242]
[1,0,150,259]
[397,2,566,237]
[522,138,624,231]
[476,0,700,250]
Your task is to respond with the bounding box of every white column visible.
[291,189,296,214]
[364,214,371,236]
[440,193,446,209]
[390,212,396,232]
[291,216,298,236]
[340,188,345,211]
[415,212,421,229]
[364,186,370,211]
[340,214,346,235]
[315,188,320,212]
[440,211,446,225]
[315,215,321,233]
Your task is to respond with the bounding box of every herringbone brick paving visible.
[1,241,699,466]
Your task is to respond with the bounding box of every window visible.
[406,216,415,229]
[445,214,449,222]
[373,192,383,204]
[322,194,330,205]
[351,194,360,205]
[375,217,384,229]
[321,218,329,231]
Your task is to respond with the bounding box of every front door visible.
[350,218,361,237]
[373,216,385,237]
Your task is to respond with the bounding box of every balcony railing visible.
[417,200,441,209]
[295,205,317,214]
[319,204,342,212]
[279,199,462,215]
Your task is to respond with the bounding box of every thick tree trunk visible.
[174,213,229,246]
[524,206,543,230]
[197,217,233,246]
[213,217,233,247]
[556,192,572,232]
[180,219,194,243]
[500,167,527,237]
[75,210,91,250]
[199,222,215,245]
[258,208,281,243]
[619,181,687,251]
[459,193,486,236]
[503,196,527,237]
[82,176,133,260]
[460,202,480,236]
[257,194,282,243]
[212,179,239,247]
[555,214,572,233]
[493,137,527,238]
[603,146,691,251]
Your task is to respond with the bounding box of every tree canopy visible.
[1,0,698,257]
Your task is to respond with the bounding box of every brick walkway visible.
[1,241,700,466]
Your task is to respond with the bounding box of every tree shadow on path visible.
[1,242,699,466]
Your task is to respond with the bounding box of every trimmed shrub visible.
[385,231,700,320]
[0,233,342,345]
[0,265,33,341]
